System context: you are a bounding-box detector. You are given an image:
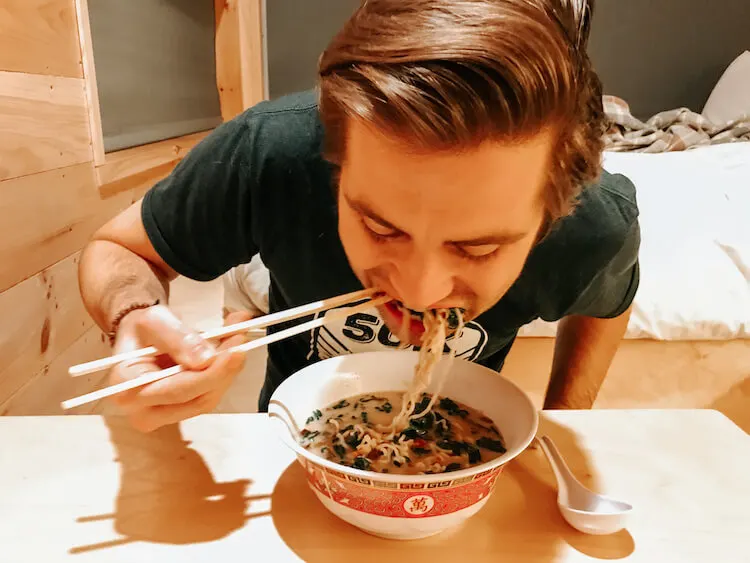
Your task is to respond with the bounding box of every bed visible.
[507,141,750,430]
[511,0,750,428]
[519,142,750,342]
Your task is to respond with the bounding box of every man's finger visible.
[134,350,240,407]
[217,311,253,351]
[224,310,254,326]
[216,331,249,353]
[136,305,216,370]
[131,393,213,433]
[108,358,161,409]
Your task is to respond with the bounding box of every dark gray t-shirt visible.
[141,90,640,411]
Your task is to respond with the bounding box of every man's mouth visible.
[383,301,426,338]
[382,300,466,337]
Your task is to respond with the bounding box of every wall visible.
[0,0,265,416]
[0,0,140,414]
[588,0,749,119]
[265,0,359,99]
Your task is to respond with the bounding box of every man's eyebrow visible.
[345,195,404,232]
[450,232,529,246]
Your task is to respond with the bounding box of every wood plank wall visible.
[0,0,266,416]
[0,0,149,414]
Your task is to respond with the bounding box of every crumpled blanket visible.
[603,95,750,152]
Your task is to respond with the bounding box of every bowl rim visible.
[268,350,540,485]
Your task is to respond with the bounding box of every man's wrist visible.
[107,299,161,346]
[543,399,582,410]
[543,390,595,410]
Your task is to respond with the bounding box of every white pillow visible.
[702,51,750,123]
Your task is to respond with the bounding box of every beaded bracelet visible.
[107,299,160,346]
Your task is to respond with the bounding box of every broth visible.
[299,391,506,475]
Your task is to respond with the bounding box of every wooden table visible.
[1,409,748,562]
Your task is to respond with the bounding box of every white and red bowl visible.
[268,350,538,540]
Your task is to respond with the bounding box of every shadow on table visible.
[69,416,268,555]
[271,414,635,562]
[710,375,750,434]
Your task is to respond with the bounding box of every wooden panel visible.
[96,131,211,197]
[0,253,94,410]
[0,326,110,415]
[74,0,105,165]
[0,71,91,181]
[0,0,83,78]
[239,0,266,108]
[0,163,134,293]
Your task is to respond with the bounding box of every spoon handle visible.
[536,435,577,496]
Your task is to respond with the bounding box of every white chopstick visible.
[61,294,391,410]
[68,287,378,377]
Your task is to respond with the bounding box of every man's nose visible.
[390,252,453,311]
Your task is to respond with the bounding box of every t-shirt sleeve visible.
[563,218,641,318]
[141,117,258,281]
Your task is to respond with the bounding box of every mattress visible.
[520,143,750,340]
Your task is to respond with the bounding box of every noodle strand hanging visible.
[300,307,506,475]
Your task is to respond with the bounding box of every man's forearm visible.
[544,305,632,409]
[78,239,172,334]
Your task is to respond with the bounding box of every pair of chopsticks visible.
[61,288,391,410]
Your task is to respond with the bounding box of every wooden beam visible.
[0,71,91,181]
[214,0,245,120]
[74,0,106,166]
[0,0,83,78]
[239,0,266,108]
[0,162,134,293]
[96,131,211,197]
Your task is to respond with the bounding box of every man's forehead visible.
[341,119,552,229]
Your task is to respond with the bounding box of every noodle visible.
[300,306,505,475]
[387,308,464,433]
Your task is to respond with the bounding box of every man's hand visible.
[108,305,254,432]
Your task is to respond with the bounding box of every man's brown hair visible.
[317,0,606,227]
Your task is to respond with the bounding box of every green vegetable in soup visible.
[446,308,465,330]
[400,427,427,440]
[476,437,507,453]
[375,401,392,413]
[353,457,371,471]
[359,395,386,403]
[413,394,431,415]
[411,411,435,431]
[467,444,482,464]
[345,432,362,449]
[305,409,323,424]
[438,397,469,418]
[437,440,465,456]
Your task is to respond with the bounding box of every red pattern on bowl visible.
[300,455,504,518]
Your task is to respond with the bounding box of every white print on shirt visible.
[307,300,488,362]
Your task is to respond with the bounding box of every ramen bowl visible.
[268,350,538,540]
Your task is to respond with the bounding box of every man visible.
[78,0,640,433]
